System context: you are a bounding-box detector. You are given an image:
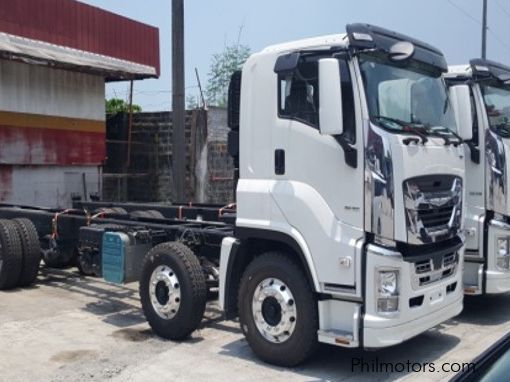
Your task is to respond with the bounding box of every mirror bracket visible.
[466,141,481,164]
[335,136,357,168]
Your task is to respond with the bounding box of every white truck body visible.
[220,23,466,355]
[446,60,510,295]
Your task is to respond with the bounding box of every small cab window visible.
[278,56,356,143]
[470,88,479,145]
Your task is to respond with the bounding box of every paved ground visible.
[1,268,509,382]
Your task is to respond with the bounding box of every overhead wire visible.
[446,0,510,54]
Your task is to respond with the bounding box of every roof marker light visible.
[474,65,489,72]
[352,32,373,42]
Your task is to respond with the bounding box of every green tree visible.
[106,98,142,115]
[205,44,250,107]
[186,95,199,110]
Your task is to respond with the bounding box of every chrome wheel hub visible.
[252,278,297,343]
[149,265,181,319]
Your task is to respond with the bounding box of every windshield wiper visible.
[425,126,463,146]
[372,115,428,144]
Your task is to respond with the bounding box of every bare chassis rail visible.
[0,202,235,265]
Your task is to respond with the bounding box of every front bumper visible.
[486,270,510,294]
[364,295,462,348]
[468,218,510,295]
[363,243,463,348]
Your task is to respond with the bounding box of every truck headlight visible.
[377,270,399,313]
[497,238,510,271]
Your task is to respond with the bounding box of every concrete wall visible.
[103,111,198,203]
[103,107,235,204]
[201,107,235,204]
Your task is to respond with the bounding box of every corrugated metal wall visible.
[0,0,160,75]
[0,165,100,208]
[0,60,105,165]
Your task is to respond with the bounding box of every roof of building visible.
[0,0,160,81]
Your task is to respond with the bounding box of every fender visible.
[222,226,320,319]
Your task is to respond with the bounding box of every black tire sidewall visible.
[140,244,206,340]
[13,218,41,287]
[239,254,318,366]
[0,220,23,290]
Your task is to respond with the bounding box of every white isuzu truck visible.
[0,23,469,367]
[446,60,510,295]
[216,23,469,365]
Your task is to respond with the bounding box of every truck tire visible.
[238,252,319,366]
[131,210,165,219]
[0,219,24,290]
[12,219,41,287]
[139,242,207,340]
[93,207,128,215]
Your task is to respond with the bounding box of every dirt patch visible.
[50,349,98,363]
[111,328,152,342]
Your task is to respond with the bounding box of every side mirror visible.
[449,84,473,141]
[319,58,343,135]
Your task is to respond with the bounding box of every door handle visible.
[275,149,285,175]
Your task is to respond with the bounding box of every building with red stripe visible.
[0,0,160,207]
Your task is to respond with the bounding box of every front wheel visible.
[139,242,207,340]
[238,252,318,366]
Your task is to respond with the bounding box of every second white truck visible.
[446,60,510,295]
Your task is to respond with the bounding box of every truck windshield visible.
[359,54,457,137]
[480,83,510,138]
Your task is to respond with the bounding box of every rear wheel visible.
[12,218,41,287]
[139,242,207,340]
[0,220,23,290]
[238,252,318,366]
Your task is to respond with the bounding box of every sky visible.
[81,0,510,111]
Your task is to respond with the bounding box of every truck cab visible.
[220,23,467,365]
[446,60,510,295]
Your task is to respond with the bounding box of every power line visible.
[446,0,510,56]
[446,0,481,25]
[494,0,510,19]
[488,27,510,53]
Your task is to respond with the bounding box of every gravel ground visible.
[1,267,509,382]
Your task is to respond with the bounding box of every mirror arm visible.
[466,141,481,164]
[334,135,357,168]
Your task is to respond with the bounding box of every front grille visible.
[412,252,458,289]
[404,175,462,244]
[417,204,454,229]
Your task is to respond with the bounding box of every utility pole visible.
[172,0,186,202]
[482,0,488,59]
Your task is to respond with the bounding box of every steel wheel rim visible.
[149,265,181,319]
[252,277,297,343]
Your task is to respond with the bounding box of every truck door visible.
[271,56,364,287]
